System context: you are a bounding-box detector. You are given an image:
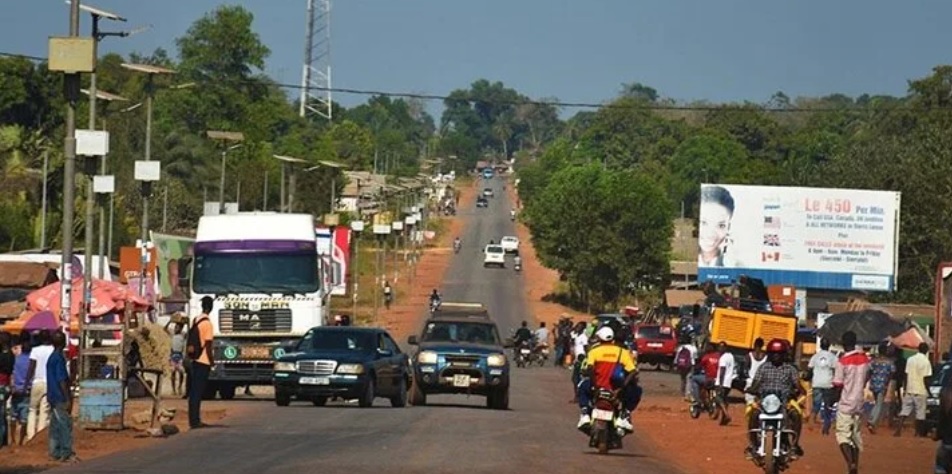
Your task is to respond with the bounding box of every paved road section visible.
[49,178,681,474]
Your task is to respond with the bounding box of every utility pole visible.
[59,0,82,326]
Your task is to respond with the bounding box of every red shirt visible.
[700,352,721,379]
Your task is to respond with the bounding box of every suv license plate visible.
[592,408,614,421]
[300,377,330,385]
[452,374,471,388]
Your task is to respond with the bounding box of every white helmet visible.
[595,326,614,342]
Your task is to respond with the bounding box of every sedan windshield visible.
[422,321,500,345]
[299,330,375,353]
[194,252,318,295]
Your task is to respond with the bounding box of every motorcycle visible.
[429,299,442,314]
[689,381,720,420]
[749,391,799,474]
[453,240,461,254]
[513,259,522,272]
[585,388,626,454]
[530,342,549,366]
[515,340,532,368]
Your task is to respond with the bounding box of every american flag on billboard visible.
[763,215,781,229]
[763,234,780,246]
[761,251,780,262]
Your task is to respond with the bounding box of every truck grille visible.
[297,360,337,375]
[444,355,482,367]
[218,309,292,333]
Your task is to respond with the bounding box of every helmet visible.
[595,326,614,343]
[766,338,789,354]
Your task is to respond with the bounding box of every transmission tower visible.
[300,0,332,120]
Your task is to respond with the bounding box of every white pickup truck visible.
[483,244,505,268]
[500,236,519,254]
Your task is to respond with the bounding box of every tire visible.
[487,388,509,410]
[359,377,376,408]
[390,377,408,408]
[312,396,327,407]
[275,392,291,407]
[763,430,777,474]
[218,383,237,400]
[689,403,701,419]
[595,422,609,454]
[409,375,427,406]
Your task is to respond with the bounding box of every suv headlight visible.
[761,394,782,414]
[487,354,506,367]
[417,351,438,364]
[337,364,365,375]
[274,362,296,372]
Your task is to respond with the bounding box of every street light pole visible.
[139,73,154,298]
[60,0,82,326]
[218,144,243,213]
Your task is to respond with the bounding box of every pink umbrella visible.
[888,326,933,350]
[22,310,59,332]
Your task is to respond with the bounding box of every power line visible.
[0,49,934,113]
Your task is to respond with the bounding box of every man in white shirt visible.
[808,338,837,423]
[26,329,54,440]
[533,322,550,349]
[895,343,933,437]
[570,323,589,402]
[716,341,736,425]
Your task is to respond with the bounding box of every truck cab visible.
[185,212,326,399]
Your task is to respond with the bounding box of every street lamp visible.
[273,155,308,212]
[207,131,245,214]
[120,63,176,299]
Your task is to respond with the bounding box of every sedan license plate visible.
[241,346,271,359]
[647,343,663,348]
[299,377,330,385]
[592,408,614,421]
[452,374,471,388]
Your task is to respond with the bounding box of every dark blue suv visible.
[406,315,511,409]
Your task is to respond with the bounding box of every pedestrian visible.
[715,341,735,425]
[165,319,187,396]
[743,338,767,411]
[46,330,76,463]
[866,341,896,433]
[10,336,31,446]
[27,329,53,441]
[833,330,870,474]
[187,296,215,430]
[674,336,699,401]
[895,342,933,437]
[0,332,13,448]
[809,338,838,424]
[569,322,588,402]
[383,281,393,310]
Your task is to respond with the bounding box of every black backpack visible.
[185,317,209,360]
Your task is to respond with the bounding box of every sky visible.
[4,0,952,118]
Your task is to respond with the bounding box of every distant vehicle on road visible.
[500,236,520,254]
[406,313,512,409]
[272,326,410,408]
[483,188,494,198]
[633,323,677,370]
[483,244,505,268]
[482,169,494,179]
[476,197,489,208]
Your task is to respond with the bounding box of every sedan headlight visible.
[336,364,365,375]
[417,351,438,364]
[274,362,297,372]
[761,394,782,414]
[487,353,507,367]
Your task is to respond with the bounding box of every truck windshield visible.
[193,252,318,295]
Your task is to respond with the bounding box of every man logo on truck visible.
[238,313,262,330]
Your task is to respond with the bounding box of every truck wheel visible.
[218,383,237,400]
[275,392,291,407]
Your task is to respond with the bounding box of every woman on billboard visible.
[698,185,741,268]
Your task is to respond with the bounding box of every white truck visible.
[184,212,327,399]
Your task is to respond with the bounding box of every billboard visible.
[697,184,900,291]
[151,232,195,302]
[315,227,351,296]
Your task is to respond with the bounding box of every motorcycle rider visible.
[744,338,804,460]
[513,254,522,270]
[690,343,721,408]
[533,322,550,356]
[576,326,640,433]
[453,236,461,252]
[513,321,533,346]
[510,208,516,220]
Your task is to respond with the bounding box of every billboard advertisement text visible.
[315,227,351,296]
[697,184,900,291]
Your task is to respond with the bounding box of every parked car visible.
[483,188,494,198]
[633,323,678,370]
[272,326,410,408]
[483,244,505,268]
[500,236,520,254]
[406,315,512,409]
[476,197,489,208]
[926,360,951,435]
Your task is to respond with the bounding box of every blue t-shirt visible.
[45,350,69,405]
[12,353,30,393]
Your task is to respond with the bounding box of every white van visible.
[483,245,505,268]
